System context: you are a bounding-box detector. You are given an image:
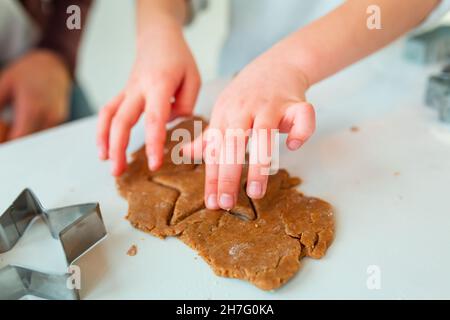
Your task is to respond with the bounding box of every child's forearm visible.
[136,0,188,40]
[280,0,440,86]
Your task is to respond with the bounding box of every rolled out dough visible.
[117,118,335,290]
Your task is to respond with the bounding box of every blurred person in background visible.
[98,0,450,210]
[0,0,92,143]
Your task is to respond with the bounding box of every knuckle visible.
[254,112,280,128]
[249,164,270,178]
[206,177,219,187]
[109,142,121,156]
[145,112,162,126]
[145,135,163,146]
[254,121,276,131]
[145,128,165,144]
[257,97,273,109]
[110,136,127,154]
[219,175,240,189]
[150,69,178,86]
[111,115,130,132]
[99,106,112,118]
[155,68,173,80]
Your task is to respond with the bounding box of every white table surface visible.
[1,42,450,299]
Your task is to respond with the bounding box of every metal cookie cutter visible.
[0,189,107,300]
[405,26,450,64]
[425,65,450,123]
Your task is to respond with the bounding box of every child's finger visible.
[144,85,173,171]
[109,94,144,176]
[246,115,280,199]
[181,131,205,161]
[283,102,315,150]
[97,92,124,160]
[203,127,222,210]
[171,68,201,119]
[205,161,220,210]
[217,119,250,210]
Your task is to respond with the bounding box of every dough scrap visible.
[127,244,138,256]
[117,117,335,290]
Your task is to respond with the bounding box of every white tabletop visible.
[1,41,450,299]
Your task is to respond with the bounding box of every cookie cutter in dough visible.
[425,65,450,123]
[0,189,107,300]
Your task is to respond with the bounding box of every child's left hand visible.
[184,44,316,211]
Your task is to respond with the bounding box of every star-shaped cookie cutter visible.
[0,189,107,300]
[426,65,450,123]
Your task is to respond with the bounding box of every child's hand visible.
[185,46,315,210]
[97,14,201,176]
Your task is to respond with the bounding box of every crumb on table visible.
[127,244,138,256]
[350,126,360,132]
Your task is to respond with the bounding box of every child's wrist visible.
[271,39,313,92]
[137,0,187,26]
[136,0,187,44]
[136,12,184,49]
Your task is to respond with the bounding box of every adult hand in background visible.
[0,120,8,143]
[0,49,71,141]
[97,11,201,176]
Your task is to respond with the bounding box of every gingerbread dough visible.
[117,118,335,290]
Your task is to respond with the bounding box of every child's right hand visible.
[97,13,201,176]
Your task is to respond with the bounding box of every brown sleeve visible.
[37,0,93,76]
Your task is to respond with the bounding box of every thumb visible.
[280,102,316,151]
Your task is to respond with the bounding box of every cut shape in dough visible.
[117,117,335,290]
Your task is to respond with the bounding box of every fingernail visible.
[219,193,234,210]
[247,181,262,198]
[288,139,303,150]
[206,194,218,209]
